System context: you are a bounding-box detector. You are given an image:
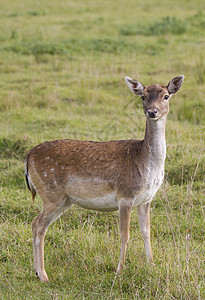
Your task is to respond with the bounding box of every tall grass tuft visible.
[120,12,205,36]
[120,16,189,36]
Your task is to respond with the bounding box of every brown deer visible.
[25,75,184,282]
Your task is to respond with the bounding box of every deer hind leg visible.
[32,199,72,282]
[116,203,133,274]
[137,202,153,262]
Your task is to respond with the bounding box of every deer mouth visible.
[148,116,159,121]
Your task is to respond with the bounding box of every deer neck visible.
[142,116,167,162]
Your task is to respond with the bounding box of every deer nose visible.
[147,109,158,119]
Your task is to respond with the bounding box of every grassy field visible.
[0,0,204,298]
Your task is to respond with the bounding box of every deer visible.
[25,75,184,282]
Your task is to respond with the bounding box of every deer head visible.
[125,75,185,120]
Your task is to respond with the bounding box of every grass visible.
[119,12,205,36]
[0,0,205,298]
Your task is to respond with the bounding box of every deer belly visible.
[65,176,118,212]
[72,192,118,212]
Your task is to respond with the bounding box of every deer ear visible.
[167,75,185,94]
[124,77,145,95]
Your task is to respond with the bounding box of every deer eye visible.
[164,95,169,100]
[141,95,146,101]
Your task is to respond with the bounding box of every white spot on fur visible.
[46,156,50,160]
[43,172,47,178]
[50,168,54,172]
[61,166,65,170]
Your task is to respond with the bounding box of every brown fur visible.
[27,139,144,200]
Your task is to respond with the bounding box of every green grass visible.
[0,0,205,298]
[120,12,205,36]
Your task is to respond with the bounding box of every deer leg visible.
[137,202,153,262]
[32,201,72,282]
[32,212,42,276]
[32,211,49,282]
[116,203,133,274]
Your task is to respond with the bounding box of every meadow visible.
[0,0,204,298]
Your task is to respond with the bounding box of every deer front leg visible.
[116,203,133,274]
[137,202,153,262]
